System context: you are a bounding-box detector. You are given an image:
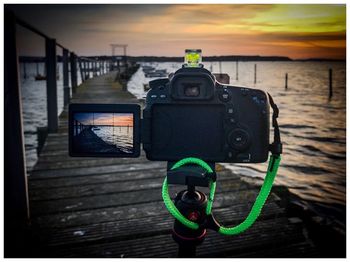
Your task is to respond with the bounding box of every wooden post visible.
[63,48,70,106]
[329,68,333,99]
[4,10,30,256]
[45,38,58,133]
[236,61,238,81]
[77,58,83,84]
[82,61,86,80]
[70,52,77,93]
[254,64,257,84]
[84,61,90,80]
[284,73,288,90]
[23,62,27,79]
[36,126,48,155]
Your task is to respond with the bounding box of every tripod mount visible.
[167,163,217,257]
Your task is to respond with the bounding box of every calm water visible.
[19,62,82,170]
[92,126,134,153]
[128,61,346,224]
[19,61,346,224]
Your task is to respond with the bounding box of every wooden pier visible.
[5,9,330,258]
[25,72,320,258]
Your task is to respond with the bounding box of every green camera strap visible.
[162,154,281,235]
[162,92,282,235]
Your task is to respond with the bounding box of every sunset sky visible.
[8,4,346,59]
[75,113,133,126]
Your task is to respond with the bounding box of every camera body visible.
[141,66,270,163]
[69,64,270,163]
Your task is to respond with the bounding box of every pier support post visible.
[4,10,30,257]
[37,126,48,155]
[329,68,333,99]
[81,60,87,82]
[254,64,257,84]
[45,37,58,133]
[23,62,27,79]
[77,58,84,85]
[285,73,288,90]
[63,48,70,106]
[236,61,238,81]
[70,52,78,94]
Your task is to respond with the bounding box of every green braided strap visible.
[162,157,216,230]
[218,155,281,235]
[162,155,281,235]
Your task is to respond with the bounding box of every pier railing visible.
[4,9,131,252]
[73,119,89,136]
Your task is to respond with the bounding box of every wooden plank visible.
[33,157,151,171]
[231,241,319,258]
[32,199,281,229]
[45,217,304,257]
[29,186,278,216]
[28,168,239,190]
[29,171,245,201]
[29,168,167,189]
[42,202,286,247]
[30,161,166,179]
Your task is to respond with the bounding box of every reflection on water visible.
[128,61,346,224]
[92,126,133,153]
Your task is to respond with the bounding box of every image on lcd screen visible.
[72,112,134,154]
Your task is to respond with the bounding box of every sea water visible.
[92,126,133,154]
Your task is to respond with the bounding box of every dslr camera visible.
[69,49,270,163]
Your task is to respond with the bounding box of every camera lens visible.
[184,86,200,97]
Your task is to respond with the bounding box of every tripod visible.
[166,163,216,257]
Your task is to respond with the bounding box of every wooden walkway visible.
[28,72,319,257]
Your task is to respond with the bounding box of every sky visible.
[75,113,133,126]
[7,4,346,59]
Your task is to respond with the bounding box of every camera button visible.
[151,94,157,99]
[160,94,166,99]
[219,90,231,102]
[226,117,236,125]
[227,104,234,114]
[228,129,250,151]
[237,153,251,162]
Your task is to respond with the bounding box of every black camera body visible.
[141,66,270,163]
[69,65,270,163]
